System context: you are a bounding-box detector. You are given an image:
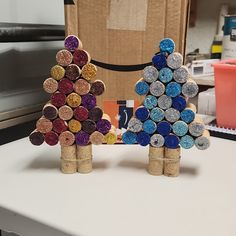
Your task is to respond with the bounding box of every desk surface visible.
[0,137,235,236]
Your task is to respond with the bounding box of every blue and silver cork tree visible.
[122,38,210,177]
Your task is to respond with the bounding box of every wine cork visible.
[159,67,173,83]
[189,116,205,137]
[148,146,164,176]
[182,79,199,98]
[42,103,58,120]
[73,49,91,67]
[104,126,117,144]
[173,66,189,83]
[75,131,90,146]
[166,52,183,69]
[74,78,91,95]
[56,49,73,67]
[82,119,96,134]
[149,81,165,97]
[135,106,149,121]
[68,119,82,133]
[58,105,73,121]
[90,131,104,145]
[164,147,180,177]
[59,131,75,146]
[157,95,172,110]
[36,117,53,133]
[52,118,68,134]
[122,131,137,144]
[180,135,195,149]
[65,64,81,80]
[172,121,188,137]
[143,65,159,83]
[159,38,175,54]
[143,95,158,110]
[195,130,210,150]
[136,131,150,146]
[61,144,77,174]
[143,119,157,134]
[74,106,89,121]
[81,93,96,110]
[50,65,65,81]
[77,144,93,174]
[128,117,143,133]
[88,106,103,121]
[81,63,97,80]
[44,131,59,146]
[43,78,58,93]
[51,92,66,108]
[66,93,81,108]
[96,118,111,134]
[152,53,167,70]
[102,114,111,121]
[164,108,180,123]
[165,82,182,98]
[156,121,171,136]
[29,130,44,146]
[172,96,186,111]
[164,134,180,149]
[180,104,196,123]
[64,35,82,51]
[90,80,106,96]
[150,134,165,148]
[135,79,149,95]
[150,107,165,122]
[58,78,74,94]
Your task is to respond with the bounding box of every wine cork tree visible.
[29,35,116,174]
[122,38,210,177]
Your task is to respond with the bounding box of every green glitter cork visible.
[143,66,159,83]
[150,81,165,97]
[167,52,183,69]
[127,118,143,133]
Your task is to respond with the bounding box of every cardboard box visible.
[64,0,190,106]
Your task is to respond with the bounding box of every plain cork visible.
[61,144,77,174]
[164,147,180,177]
[148,146,164,176]
[77,144,92,174]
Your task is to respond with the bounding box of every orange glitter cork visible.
[58,105,74,121]
[90,131,104,145]
[56,49,73,67]
[43,78,58,94]
[66,93,81,108]
[74,78,91,95]
[81,63,97,80]
[68,119,82,133]
[51,65,65,81]
[36,117,53,133]
[59,131,75,146]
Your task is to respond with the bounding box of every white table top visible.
[0,137,236,236]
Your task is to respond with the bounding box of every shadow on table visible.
[180,166,198,176]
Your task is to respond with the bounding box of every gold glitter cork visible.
[51,65,65,81]
[56,49,73,67]
[66,93,81,108]
[90,131,104,145]
[81,63,97,81]
[104,125,117,144]
[68,119,82,133]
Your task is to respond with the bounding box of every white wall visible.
[186,0,236,54]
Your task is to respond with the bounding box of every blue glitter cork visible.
[172,121,188,137]
[164,134,180,149]
[150,107,164,122]
[122,131,137,144]
[135,80,149,95]
[180,135,194,149]
[136,131,151,146]
[143,119,157,134]
[172,96,187,111]
[180,108,195,123]
[143,95,158,110]
[156,121,171,136]
[159,38,175,54]
[165,82,182,98]
[152,53,167,70]
[135,106,149,121]
[159,67,173,83]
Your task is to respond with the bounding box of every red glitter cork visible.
[51,92,66,108]
[90,80,106,96]
[73,49,91,67]
[52,118,68,134]
[74,106,89,121]
[45,131,59,146]
[58,78,74,94]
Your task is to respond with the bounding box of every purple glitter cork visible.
[96,119,111,135]
[64,35,80,51]
[81,93,96,110]
[75,131,90,146]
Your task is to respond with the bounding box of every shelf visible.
[191,75,215,86]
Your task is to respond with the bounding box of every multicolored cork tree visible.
[29,35,116,174]
[122,38,210,177]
